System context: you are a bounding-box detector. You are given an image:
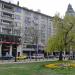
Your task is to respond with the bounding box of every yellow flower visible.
[45,63,75,68]
[45,64,58,68]
[70,64,75,67]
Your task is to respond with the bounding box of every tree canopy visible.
[45,14,75,54]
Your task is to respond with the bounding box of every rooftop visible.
[0,0,53,18]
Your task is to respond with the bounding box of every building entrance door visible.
[12,44,17,57]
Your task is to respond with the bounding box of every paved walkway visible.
[0,58,58,64]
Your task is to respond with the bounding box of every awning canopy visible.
[0,33,20,37]
[0,41,20,44]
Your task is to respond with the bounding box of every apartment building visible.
[0,0,53,57]
[0,0,22,57]
[22,9,53,56]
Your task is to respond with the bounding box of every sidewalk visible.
[0,58,58,64]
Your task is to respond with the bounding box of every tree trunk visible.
[59,51,63,61]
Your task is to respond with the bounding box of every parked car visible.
[45,55,54,58]
[31,54,44,59]
[0,56,13,60]
[16,55,27,60]
[55,55,59,58]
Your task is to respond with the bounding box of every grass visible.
[0,61,74,75]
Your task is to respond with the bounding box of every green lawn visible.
[0,61,75,75]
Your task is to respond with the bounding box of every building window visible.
[2,20,12,25]
[41,16,45,19]
[33,14,38,20]
[0,27,1,33]
[14,29,20,35]
[25,11,31,16]
[25,17,31,25]
[15,15,21,20]
[2,12,14,19]
[14,22,17,27]
[41,24,45,28]
[15,7,21,13]
[2,28,11,34]
[2,4,13,10]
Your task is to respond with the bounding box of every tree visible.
[29,27,39,60]
[45,14,75,60]
[29,27,39,45]
[24,26,39,60]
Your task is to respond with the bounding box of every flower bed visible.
[45,63,75,68]
[45,64,58,68]
[70,64,75,67]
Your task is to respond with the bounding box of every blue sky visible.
[3,0,75,17]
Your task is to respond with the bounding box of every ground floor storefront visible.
[0,34,21,57]
[0,44,22,58]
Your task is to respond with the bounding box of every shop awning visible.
[0,33,20,37]
[0,41,20,44]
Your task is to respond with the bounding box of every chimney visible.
[17,1,19,6]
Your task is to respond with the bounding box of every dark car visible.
[0,56,13,60]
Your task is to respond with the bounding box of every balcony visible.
[0,23,21,36]
[1,20,14,27]
[2,4,14,12]
[0,33,20,37]
[1,12,14,21]
[0,29,20,37]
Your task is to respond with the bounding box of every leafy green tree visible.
[45,14,75,60]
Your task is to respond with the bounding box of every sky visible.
[3,0,75,17]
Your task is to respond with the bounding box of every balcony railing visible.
[0,32,20,37]
[2,15,14,19]
[2,4,14,12]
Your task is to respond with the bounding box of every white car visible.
[32,54,44,59]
